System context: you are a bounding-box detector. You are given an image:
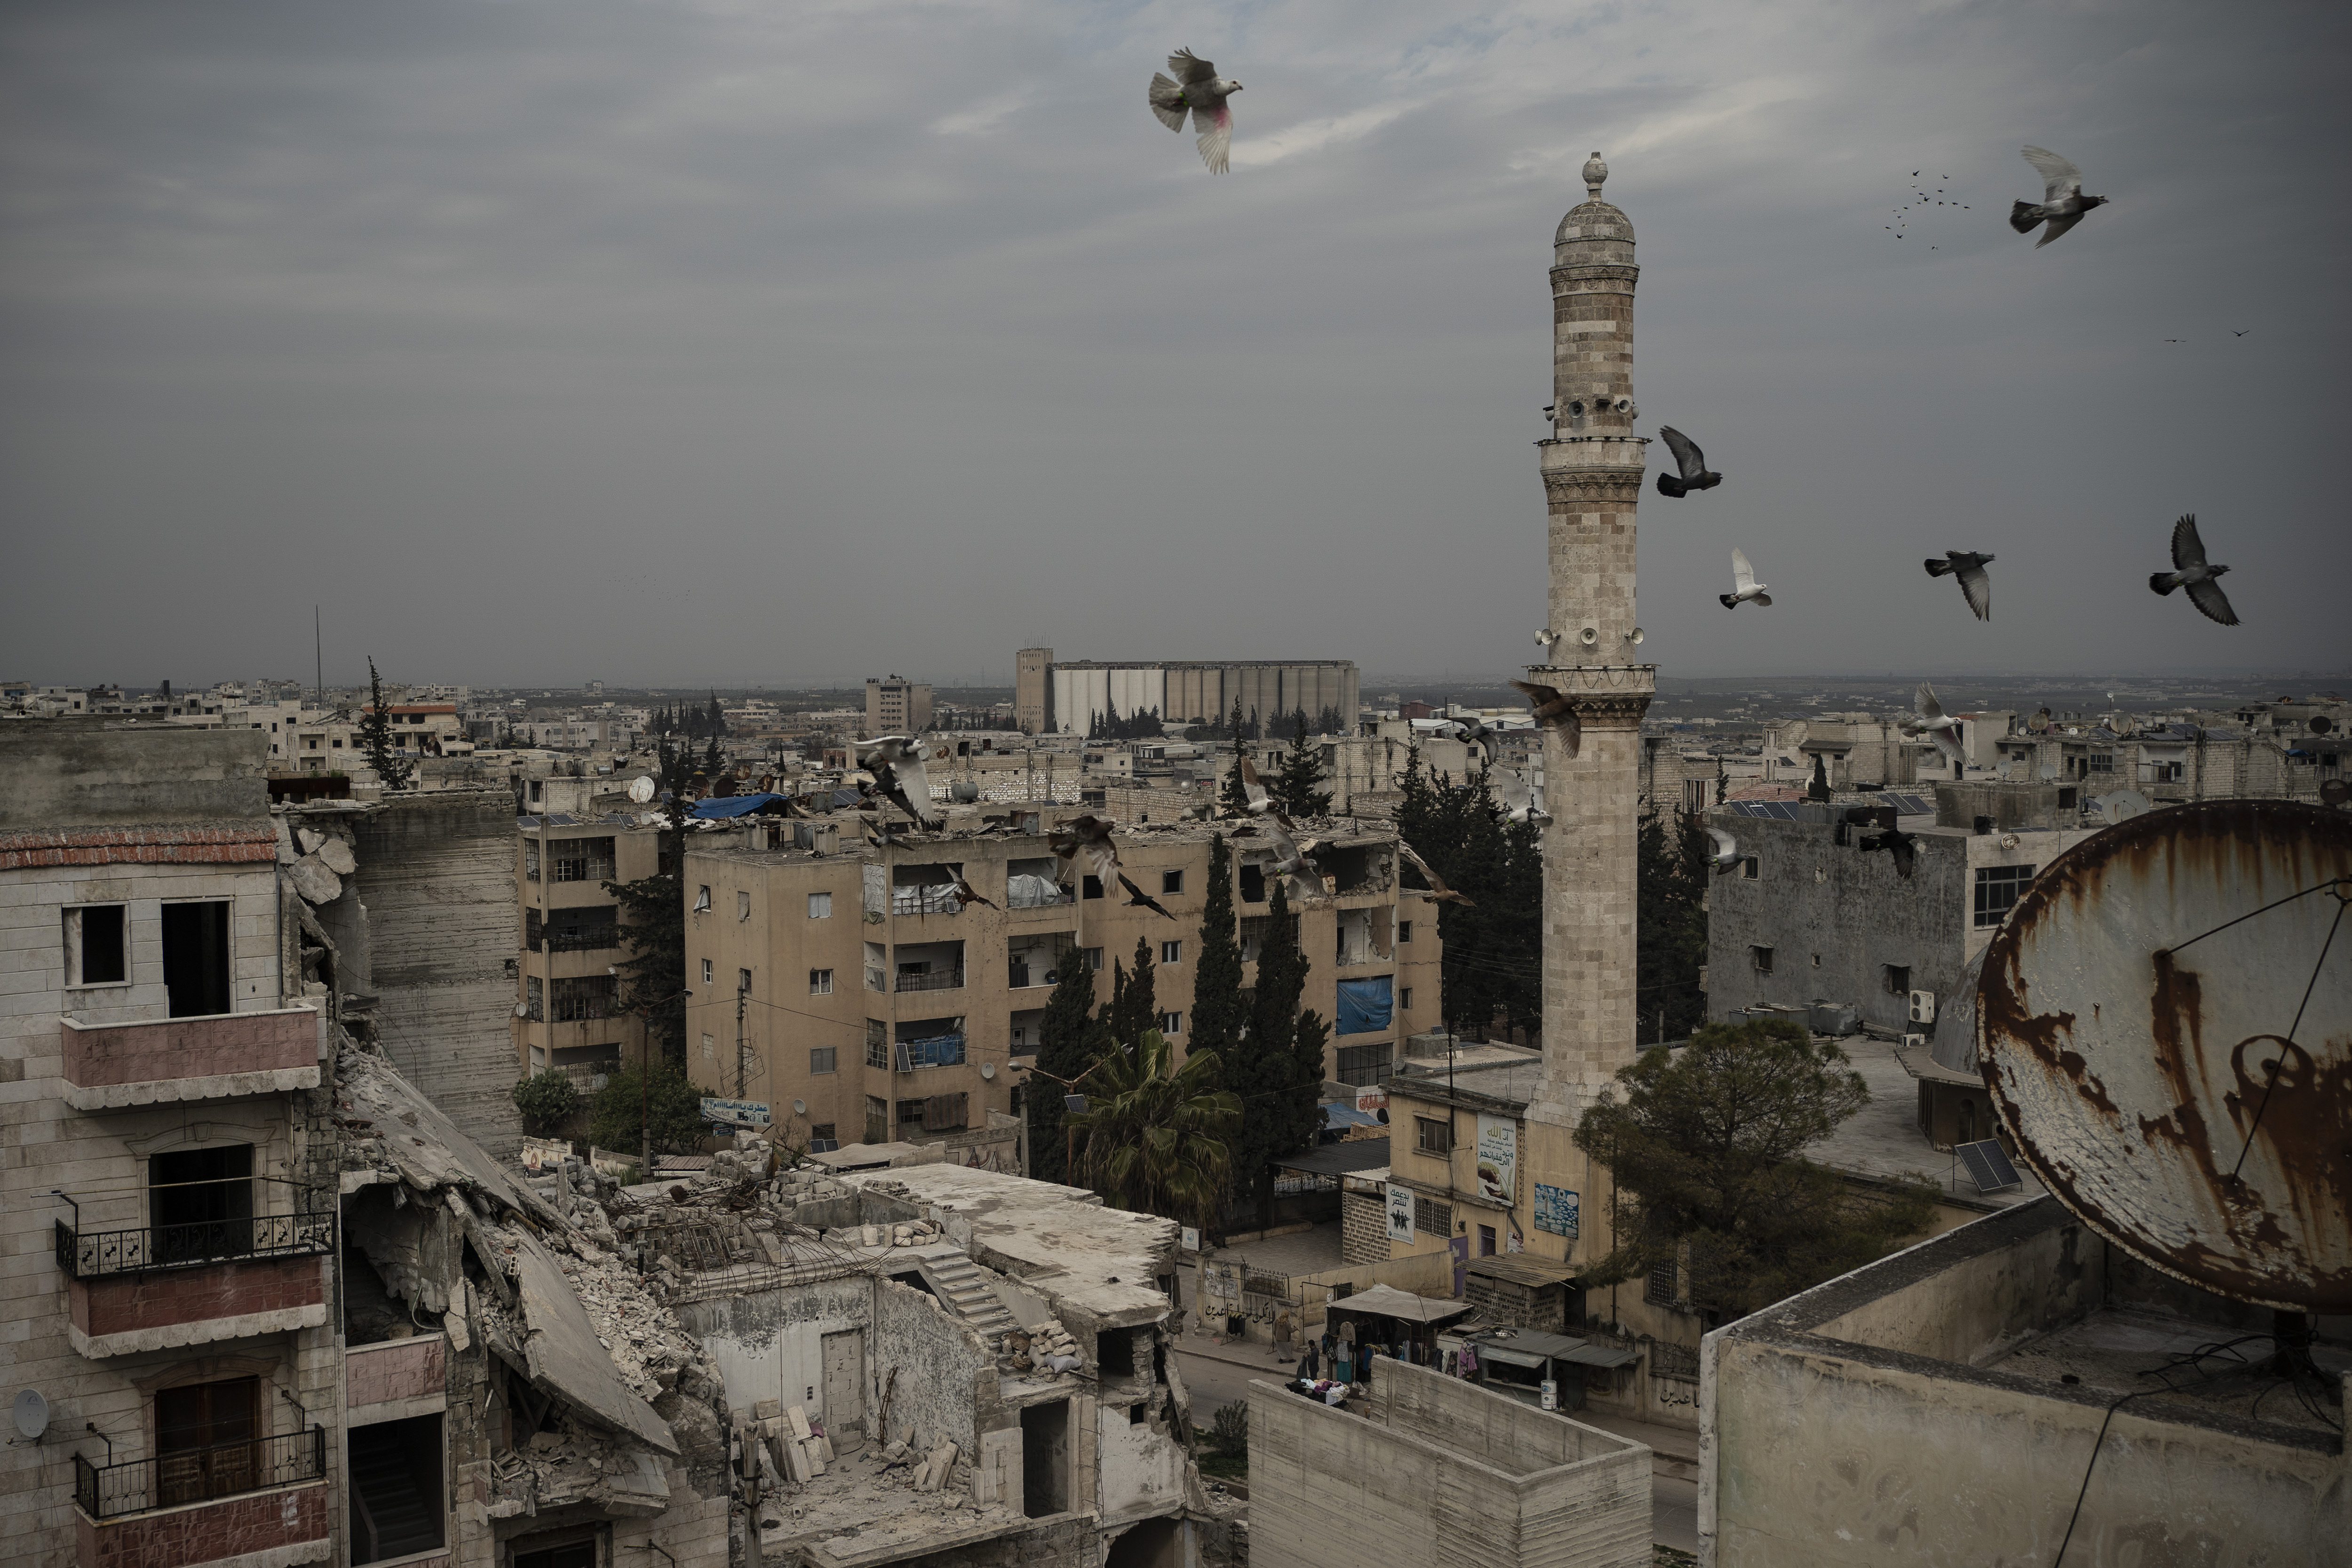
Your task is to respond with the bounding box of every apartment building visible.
[0,723,344,1568]
[684,812,1442,1160]
[513,812,667,1087]
[864,675,933,739]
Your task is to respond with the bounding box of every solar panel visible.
[1955,1139,2023,1193]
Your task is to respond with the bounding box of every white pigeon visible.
[1492,765,1552,828]
[1148,49,1242,174]
[857,735,947,828]
[1237,818,1324,901]
[1225,753,1291,826]
[2010,146,2108,248]
[1903,682,1967,770]
[1719,549,1772,609]
[1704,827,1740,871]
[2148,514,2239,626]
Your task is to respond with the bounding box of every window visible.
[1645,1256,1681,1307]
[2089,753,2114,773]
[738,890,752,921]
[1415,1117,1452,1155]
[865,1096,889,1144]
[1478,1225,1497,1258]
[1414,1194,1451,1235]
[528,779,541,801]
[694,885,713,913]
[1397,920,1412,943]
[524,841,540,880]
[1161,869,1184,895]
[810,968,834,995]
[1811,953,1821,968]
[810,1047,837,1075]
[1081,947,1103,972]
[865,1020,888,1069]
[1238,864,1266,903]
[1740,856,1760,879]
[64,904,128,987]
[1885,964,1911,996]
[702,1032,716,1061]
[809,891,833,919]
[897,1098,928,1125]
[1975,864,2036,927]
[739,967,753,994]
[1399,987,1413,1010]
[526,976,545,1021]
[154,1375,261,1508]
[549,975,615,1022]
[1750,945,1773,974]
[1160,939,1182,965]
[1337,1042,1391,1087]
[702,958,714,984]
[333,737,345,748]
[1159,1011,1182,1035]
[1081,875,1104,900]
[809,1123,838,1152]
[161,901,231,1018]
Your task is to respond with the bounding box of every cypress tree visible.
[1230,879,1319,1224]
[1111,936,1158,1045]
[357,658,414,791]
[1027,956,1100,1185]
[1189,834,1245,1082]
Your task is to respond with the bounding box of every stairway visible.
[349,1436,441,1562]
[917,1252,1019,1337]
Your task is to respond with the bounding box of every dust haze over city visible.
[3,0,2348,692]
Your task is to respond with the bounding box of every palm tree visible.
[1067,1030,1241,1232]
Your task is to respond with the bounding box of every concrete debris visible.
[313,835,358,874]
[286,852,342,904]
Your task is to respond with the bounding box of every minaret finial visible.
[1582,151,1608,199]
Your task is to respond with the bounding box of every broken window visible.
[1884,964,1911,996]
[1161,869,1184,895]
[1398,920,1412,943]
[1750,945,1774,974]
[64,903,128,987]
[810,1123,838,1152]
[526,976,544,1021]
[865,1020,888,1069]
[150,1144,254,1266]
[548,975,615,1022]
[1238,863,1265,904]
[865,1096,889,1145]
[161,900,231,1018]
[349,1412,445,1562]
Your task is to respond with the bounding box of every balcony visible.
[59,1005,320,1112]
[74,1428,330,1568]
[56,1183,334,1358]
[894,967,966,994]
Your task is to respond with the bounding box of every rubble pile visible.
[997,1322,1086,1378]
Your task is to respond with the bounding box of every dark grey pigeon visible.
[1654,427,1722,496]
[1923,552,1994,621]
[2148,514,2239,626]
[2010,146,2107,247]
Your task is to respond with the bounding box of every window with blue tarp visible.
[1335,976,1393,1035]
[895,1035,966,1069]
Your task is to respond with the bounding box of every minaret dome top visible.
[1555,151,1634,249]
[1582,152,1607,196]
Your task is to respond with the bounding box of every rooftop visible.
[1806,1035,2047,1211]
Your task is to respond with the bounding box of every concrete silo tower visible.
[1524,155,1656,1229]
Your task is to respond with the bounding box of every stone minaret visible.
[1525,156,1655,1227]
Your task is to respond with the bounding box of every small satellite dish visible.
[980,1062,997,1081]
[513,1003,530,1019]
[792,1099,807,1116]
[2313,715,2335,735]
[13,1389,48,1442]
[2324,779,2351,807]
[627,776,656,803]
[2038,762,2060,782]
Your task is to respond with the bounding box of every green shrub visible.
[1208,1400,1248,1456]
[589,1060,707,1156]
[511,1068,580,1135]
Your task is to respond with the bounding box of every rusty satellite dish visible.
[1977,799,2352,1311]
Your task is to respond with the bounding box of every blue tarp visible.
[691,793,787,820]
[1323,1104,1383,1131]
[1335,976,1394,1036]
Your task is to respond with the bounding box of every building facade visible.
[513,813,667,1090]
[864,677,933,739]
[1015,652,1362,738]
[683,815,1441,1161]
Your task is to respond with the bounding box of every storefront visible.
[1321,1284,1472,1379]
[1462,1327,1637,1411]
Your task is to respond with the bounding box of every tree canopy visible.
[589,1059,707,1159]
[357,658,414,792]
[1067,1029,1240,1231]
[1224,879,1326,1225]
[1269,714,1334,818]
[1188,833,1246,1087]
[1637,806,1711,1043]
[1395,747,1542,1041]
[1025,953,1105,1185]
[1572,1019,1937,1319]
[603,737,696,1061]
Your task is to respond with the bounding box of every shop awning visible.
[1273,1138,1391,1178]
[1556,1343,1639,1369]
[1326,1284,1472,1325]
[1478,1345,1550,1370]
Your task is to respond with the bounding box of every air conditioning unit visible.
[1902,1033,1926,1050]
[1908,990,1937,1024]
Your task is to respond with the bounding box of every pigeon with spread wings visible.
[1720,549,1771,609]
[1047,814,1123,892]
[1492,766,1552,828]
[1509,679,1582,760]
[1654,426,1722,497]
[1115,874,1177,921]
[2010,146,2107,248]
[1902,682,1968,771]
[858,736,947,830]
[2148,514,2239,626]
[947,875,997,912]
[1923,552,1994,621]
[1704,828,1741,872]
[1396,841,1475,907]
[1236,818,1325,901]
[1859,826,1920,879]
[1148,48,1242,174]
[1226,753,1291,826]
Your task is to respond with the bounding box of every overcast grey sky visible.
[3,0,2346,692]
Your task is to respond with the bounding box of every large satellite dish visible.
[1977,800,2352,1310]
[627,776,656,804]
[12,1389,48,1441]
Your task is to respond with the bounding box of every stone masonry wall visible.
[1340,1188,1387,1266]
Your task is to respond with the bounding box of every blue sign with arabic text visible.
[1533,1183,1580,1239]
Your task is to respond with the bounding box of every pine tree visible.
[1271,713,1334,818]
[1027,957,1100,1185]
[604,738,695,1062]
[1111,935,1158,1044]
[1397,748,1541,1041]
[701,733,723,776]
[357,658,414,791]
[1637,807,1711,1042]
[1228,880,1319,1224]
[1189,834,1245,1084]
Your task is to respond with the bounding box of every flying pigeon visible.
[1491,765,1552,828]
[1509,679,1582,760]
[1720,549,1771,609]
[947,875,997,911]
[1904,682,1967,770]
[1115,874,1176,920]
[2010,146,2107,248]
[1704,828,1741,872]
[858,735,947,830]
[1923,552,1994,621]
[1148,49,1242,174]
[1224,753,1292,825]
[1235,819,1325,900]
[1048,814,1124,890]
[1396,842,1475,907]
[1859,827,1920,878]
[2148,514,2239,625]
[1655,427,1722,497]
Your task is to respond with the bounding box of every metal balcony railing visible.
[893,968,965,994]
[74,1425,326,1520]
[55,1180,335,1281]
[531,928,619,953]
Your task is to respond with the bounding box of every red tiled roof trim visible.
[0,825,278,869]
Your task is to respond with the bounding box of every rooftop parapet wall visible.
[0,721,272,826]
